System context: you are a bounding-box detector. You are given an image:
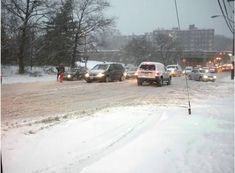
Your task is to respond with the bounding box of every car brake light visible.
[155,71,160,76]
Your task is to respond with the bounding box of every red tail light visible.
[155,71,160,76]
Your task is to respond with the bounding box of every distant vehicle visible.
[136,62,171,86]
[64,67,87,81]
[188,68,216,82]
[209,66,217,73]
[84,63,126,83]
[166,64,182,77]
[183,66,193,75]
[222,64,233,72]
[202,67,209,73]
[126,67,138,79]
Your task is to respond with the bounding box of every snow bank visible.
[81,98,234,173]
[2,97,234,173]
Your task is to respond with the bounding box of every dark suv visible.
[136,62,171,86]
[84,63,126,82]
[64,66,87,81]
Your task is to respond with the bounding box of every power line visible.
[222,0,234,30]
[218,0,234,33]
[174,0,181,30]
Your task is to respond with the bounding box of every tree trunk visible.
[18,0,30,74]
[71,32,78,68]
[18,26,27,74]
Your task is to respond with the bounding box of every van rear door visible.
[138,64,156,79]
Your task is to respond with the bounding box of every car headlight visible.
[123,72,127,77]
[213,76,217,79]
[203,75,208,79]
[97,73,105,78]
[67,74,72,78]
[85,73,89,78]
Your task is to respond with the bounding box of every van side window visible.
[157,65,164,72]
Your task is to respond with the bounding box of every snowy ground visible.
[1,65,234,173]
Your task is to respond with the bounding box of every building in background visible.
[153,24,215,51]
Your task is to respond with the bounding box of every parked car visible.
[84,63,126,83]
[126,67,138,79]
[136,62,171,86]
[166,64,182,77]
[183,66,193,75]
[64,66,87,81]
[188,68,216,82]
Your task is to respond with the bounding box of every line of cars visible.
[63,62,217,86]
[182,66,217,82]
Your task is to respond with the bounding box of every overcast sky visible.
[107,0,234,38]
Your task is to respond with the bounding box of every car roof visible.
[167,64,178,67]
[139,62,164,66]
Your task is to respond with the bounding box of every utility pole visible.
[174,0,191,115]
[174,0,181,30]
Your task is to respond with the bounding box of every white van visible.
[166,64,182,77]
[136,62,171,86]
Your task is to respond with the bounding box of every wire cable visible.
[174,0,181,30]
[218,0,234,33]
[222,0,234,30]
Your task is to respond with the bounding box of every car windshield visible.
[128,67,137,71]
[92,64,109,70]
[139,64,155,70]
[199,69,206,73]
[70,68,80,72]
[185,67,192,70]
[167,66,177,69]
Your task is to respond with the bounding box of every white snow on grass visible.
[1,60,104,84]
[2,96,234,173]
[81,98,234,173]
[2,105,161,173]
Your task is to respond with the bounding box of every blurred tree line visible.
[123,32,182,66]
[2,0,232,74]
[1,0,115,74]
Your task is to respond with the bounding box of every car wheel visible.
[167,77,171,85]
[199,76,202,81]
[158,78,164,86]
[105,76,111,82]
[137,79,142,86]
[120,75,125,81]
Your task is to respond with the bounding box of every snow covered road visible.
[1,72,234,173]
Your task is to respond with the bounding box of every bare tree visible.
[153,32,180,65]
[2,0,55,74]
[124,35,152,65]
[70,0,115,67]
